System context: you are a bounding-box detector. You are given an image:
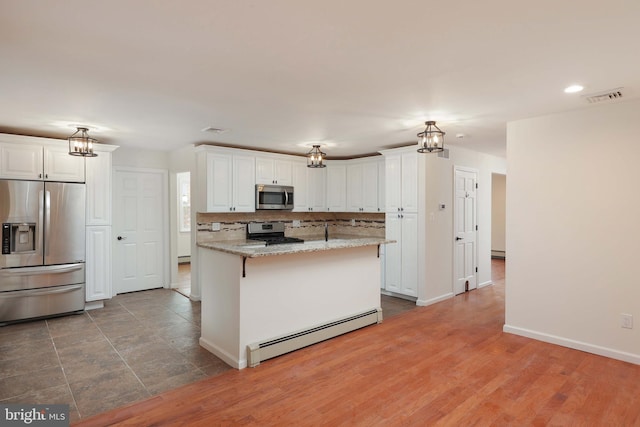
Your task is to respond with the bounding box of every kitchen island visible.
[198,235,393,369]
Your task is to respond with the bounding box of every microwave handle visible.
[284,189,289,206]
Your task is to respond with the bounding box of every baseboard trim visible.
[380,290,417,302]
[199,336,246,369]
[84,301,104,311]
[503,324,640,365]
[478,280,493,289]
[416,292,453,307]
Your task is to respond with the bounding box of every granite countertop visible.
[197,234,395,258]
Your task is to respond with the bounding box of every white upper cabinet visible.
[293,160,326,212]
[377,159,385,213]
[307,167,326,211]
[292,162,309,211]
[0,136,85,182]
[232,154,257,212]
[346,163,364,212]
[43,145,85,182]
[255,156,292,185]
[197,147,256,212]
[346,158,380,212]
[384,151,417,213]
[0,142,44,180]
[325,163,346,212]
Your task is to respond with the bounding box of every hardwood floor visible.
[74,259,640,426]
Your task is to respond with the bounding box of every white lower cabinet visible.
[86,225,112,301]
[384,213,417,297]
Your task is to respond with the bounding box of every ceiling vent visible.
[201,126,228,133]
[583,88,624,104]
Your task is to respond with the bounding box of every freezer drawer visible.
[0,283,85,324]
[0,263,85,292]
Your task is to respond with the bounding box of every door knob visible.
[117,236,126,241]
[455,237,463,241]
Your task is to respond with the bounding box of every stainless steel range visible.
[247,222,304,245]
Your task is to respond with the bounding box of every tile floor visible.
[0,289,230,423]
[0,279,416,423]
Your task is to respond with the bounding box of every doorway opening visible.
[491,173,506,260]
[176,171,191,297]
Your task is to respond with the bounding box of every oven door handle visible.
[0,284,83,298]
[0,263,84,276]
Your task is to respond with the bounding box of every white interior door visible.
[453,167,478,295]
[114,168,167,294]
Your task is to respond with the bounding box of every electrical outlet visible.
[210,222,221,231]
[350,219,356,226]
[292,220,301,228]
[621,313,633,329]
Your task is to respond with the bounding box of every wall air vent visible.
[583,88,624,104]
[201,126,228,133]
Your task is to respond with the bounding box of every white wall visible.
[418,146,506,306]
[112,146,170,169]
[491,173,506,254]
[505,99,640,364]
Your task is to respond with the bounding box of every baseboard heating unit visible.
[247,308,382,368]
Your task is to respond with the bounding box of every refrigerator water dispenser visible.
[1,223,36,254]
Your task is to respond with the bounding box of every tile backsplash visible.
[196,211,385,243]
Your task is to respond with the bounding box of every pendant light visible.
[306,145,326,168]
[68,127,98,157]
[417,121,445,153]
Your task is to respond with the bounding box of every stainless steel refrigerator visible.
[0,179,86,324]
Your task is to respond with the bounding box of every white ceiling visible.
[1,0,639,158]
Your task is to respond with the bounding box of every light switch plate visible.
[210,222,221,231]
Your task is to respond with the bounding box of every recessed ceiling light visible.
[564,84,584,93]
[296,141,337,149]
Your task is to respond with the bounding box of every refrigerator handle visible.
[45,190,51,257]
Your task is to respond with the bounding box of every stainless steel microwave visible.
[255,184,294,210]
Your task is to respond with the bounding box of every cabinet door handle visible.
[38,173,42,179]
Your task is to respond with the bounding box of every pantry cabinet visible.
[384,151,417,213]
[84,144,118,303]
[85,225,112,301]
[381,147,419,297]
[384,212,418,297]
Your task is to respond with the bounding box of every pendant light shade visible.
[68,127,98,157]
[306,145,326,168]
[417,121,445,153]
